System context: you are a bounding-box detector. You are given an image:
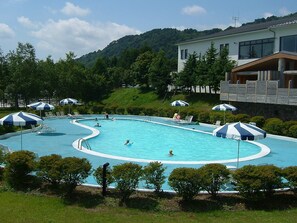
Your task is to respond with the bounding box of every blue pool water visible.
[81,119,261,162]
[0,115,296,191]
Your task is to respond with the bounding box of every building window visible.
[220,43,229,54]
[280,35,297,53]
[239,38,274,59]
[180,49,188,60]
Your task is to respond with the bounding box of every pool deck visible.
[0,114,297,190]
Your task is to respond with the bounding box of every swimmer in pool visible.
[169,149,173,156]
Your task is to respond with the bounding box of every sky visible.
[1,0,297,61]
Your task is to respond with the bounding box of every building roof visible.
[178,15,297,45]
[232,51,297,73]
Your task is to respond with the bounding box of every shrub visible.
[250,116,265,128]
[283,166,297,195]
[198,111,210,123]
[209,112,224,124]
[233,165,283,200]
[4,150,37,189]
[115,107,126,115]
[91,104,104,114]
[37,154,63,186]
[288,125,297,138]
[93,165,114,188]
[283,121,297,137]
[168,167,201,201]
[263,118,284,135]
[142,161,166,193]
[60,157,92,195]
[112,162,143,202]
[198,164,230,197]
[233,114,250,123]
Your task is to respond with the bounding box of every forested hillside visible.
[77,28,221,68]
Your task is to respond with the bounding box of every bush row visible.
[1,150,297,202]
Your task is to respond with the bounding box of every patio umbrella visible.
[0,111,43,150]
[27,102,55,117]
[60,98,78,114]
[213,122,266,168]
[212,103,237,124]
[171,100,189,107]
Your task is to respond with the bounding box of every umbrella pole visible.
[237,140,240,168]
[224,111,226,124]
[21,126,23,150]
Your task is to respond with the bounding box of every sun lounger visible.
[215,120,221,126]
[178,115,195,124]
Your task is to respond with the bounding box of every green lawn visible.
[102,88,220,110]
[0,191,296,223]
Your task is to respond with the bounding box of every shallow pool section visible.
[74,118,269,164]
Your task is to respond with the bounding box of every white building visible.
[177,15,297,106]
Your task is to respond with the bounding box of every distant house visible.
[177,15,297,106]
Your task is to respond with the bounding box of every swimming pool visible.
[0,114,296,190]
[75,118,268,165]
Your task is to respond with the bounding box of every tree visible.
[149,51,172,97]
[55,52,87,99]
[4,150,37,189]
[36,56,59,102]
[177,52,198,93]
[60,157,92,195]
[198,164,230,197]
[211,47,235,93]
[131,50,155,88]
[112,162,143,202]
[142,161,166,193]
[168,167,201,201]
[283,166,297,195]
[205,42,218,93]
[37,154,63,186]
[6,42,38,107]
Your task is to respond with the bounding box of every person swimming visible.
[124,139,133,145]
[94,122,101,127]
[169,149,174,156]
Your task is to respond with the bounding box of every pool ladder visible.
[78,138,92,150]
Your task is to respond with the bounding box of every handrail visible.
[78,138,91,150]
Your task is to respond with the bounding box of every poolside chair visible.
[178,115,194,124]
[215,120,221,126]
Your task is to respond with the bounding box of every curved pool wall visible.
[72,117,270,165]
[0,114,297,191]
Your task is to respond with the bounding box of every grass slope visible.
[0,191,297,223]
[102,88,220,110]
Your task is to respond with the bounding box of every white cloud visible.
[31,18,141,59]
[182,5,206,16]
[17,16,39,29]
[263,12,274,18]
[279,7,290,16]
[0,23,15,38]
[61,2,90,17]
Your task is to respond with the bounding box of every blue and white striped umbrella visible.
[212,103,237,124]
[0,111,43,150]
[213,122,266,140]
[59,98,78,105]
[27,102,55,111]
[213,122,266,168]
[212,103,237,111]
[0,111,43,126]
[171,100,189,107]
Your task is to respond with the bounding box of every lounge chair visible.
[215,120,221,126]
[178,115,195,124]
